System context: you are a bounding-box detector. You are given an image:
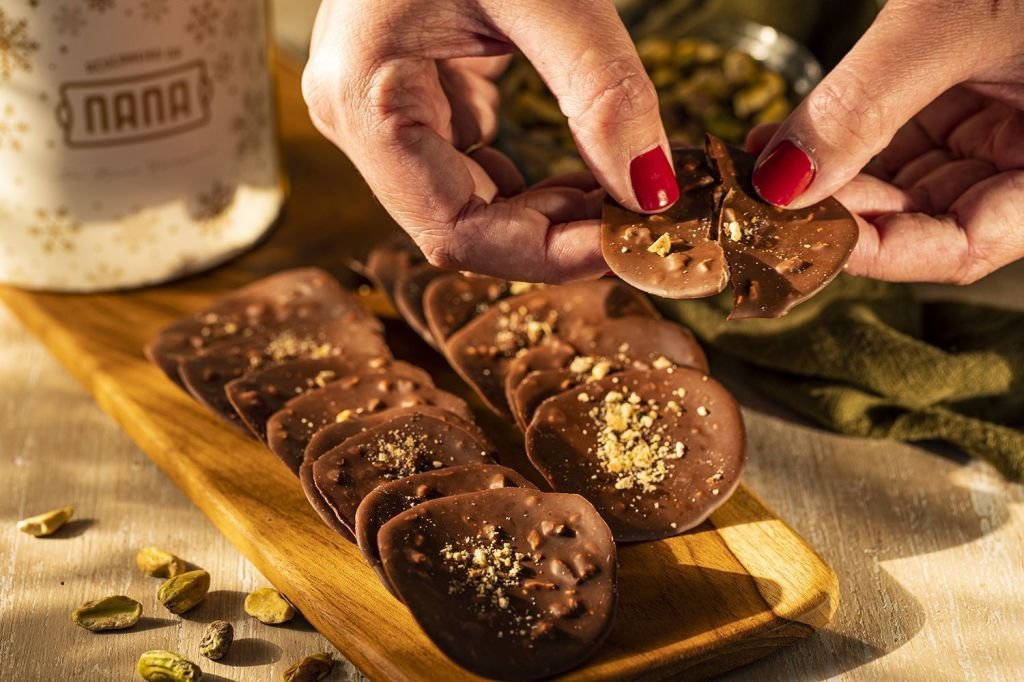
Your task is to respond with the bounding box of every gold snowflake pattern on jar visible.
[0,0,284,291]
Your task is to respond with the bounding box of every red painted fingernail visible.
[752,140,814,206]
[630,146,680,212]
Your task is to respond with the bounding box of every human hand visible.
[302,0,680,282]
[747,0,1024,285]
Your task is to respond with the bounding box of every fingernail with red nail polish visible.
[630,147,680,212]
[752,140,814,206]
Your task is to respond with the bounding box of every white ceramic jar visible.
[0,0,284,291]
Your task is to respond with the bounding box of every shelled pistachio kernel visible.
[157,569,210,615]
[136,547,187,578]
[198,620,233,660]
[283,652,333,682]
[137,650,202,682]
[244,587,295,625]
[71,595,142,632]
[16,506,74,537]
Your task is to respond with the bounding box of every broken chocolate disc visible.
[394,263,446,349]
[177,318,389,434]
[355,464,536,595]
[379,488,616,680]
[525,367,746,542]
[705,134,858,319]
[309,413,497,538]
[445,281,658,417]
[225,357,431,441]
[423,273,524,344]
[266,371,474,474]
[602,149,728,299]
[146,268,379,387]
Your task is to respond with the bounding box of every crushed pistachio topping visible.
[647,233,672,257]
[335,409,353,423]
[312,370,337,388]
[264,331,338,364]
[441,536,528,613]
[365,430,437,479]
[568,356,613,381]
[589,389,685,492]
[492,303,557,355]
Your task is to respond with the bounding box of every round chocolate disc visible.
[364,235,425,300]
[310,413,497,538]
[146,268,379,387]
[525,367,746,541]
[355,463,536,594]
[178,317,389,435]
[378,488,617,680]
[602,149,728,299]
[225,357,430,442]
[266,371,474,474]
[502,339,578,420]
[445,280,658,417]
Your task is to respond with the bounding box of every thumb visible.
[491,0,678,213]
[752,2,976,208]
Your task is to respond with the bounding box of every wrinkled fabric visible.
[656,275,1024,480]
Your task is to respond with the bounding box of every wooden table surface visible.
[3,7,1023,680]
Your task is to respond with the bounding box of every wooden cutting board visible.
[0,57,838,681]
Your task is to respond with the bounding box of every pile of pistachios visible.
[16,506,333,681]
[499,36,793,180]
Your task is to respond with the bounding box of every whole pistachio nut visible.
[244,587,295,625]
[136,547,187,578]
[71,595,143,632]
[17,506,74,537]
[282,652,333,682]
[137,650,202,682]
[198,620,233,660]
[157,569,210,615]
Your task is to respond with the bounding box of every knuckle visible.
[805,74,889,154]
[566,57,658,130]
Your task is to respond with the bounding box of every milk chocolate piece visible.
[566,316,708,374]
[525,367,746,541]
[364,235,425,300]
[266,372,474,474]
[423,273,520,343]
[601,140,857,319]
[446,281,658,417]
[146,268,379,387]
[355,464,536,595]
[503,339,578,421]
[225,357,431,441]
[602,149,728,299]
[177,318,389,434]
[310,413,497,538]
[705,135,858,319]
[379,488,616,680]
[394,263,445,348]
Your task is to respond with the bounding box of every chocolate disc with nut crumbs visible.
[146,268,379,387]
[423,274,529,343]
[177,318,390,435]
[225,357,431,441]
[379,488,616,680]
[445,280,658,417]
[266,371,474,474]
[525,367,746,542]
[394,263,446,348]
[309,413,497,538]
[299,406,495,539]
[355,464,536,595]
[602,149,727,299]
[705,134,858,319]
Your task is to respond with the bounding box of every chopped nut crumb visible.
[441,537,528,615]
[651,356,673,370]
[696,406,709,416]
[335,409,353,423]
[647,233,672,257]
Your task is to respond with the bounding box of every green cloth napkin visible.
[655,275,1024,481]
